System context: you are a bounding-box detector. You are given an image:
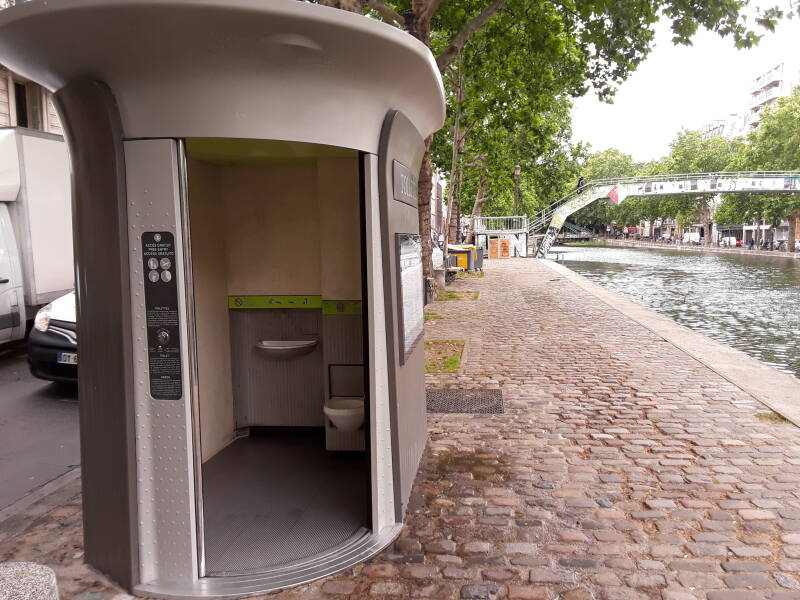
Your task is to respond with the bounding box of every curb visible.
[540,259,800,428]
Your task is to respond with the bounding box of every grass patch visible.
[436,290,480,301]
[756,411,791,424]
[425,340,465,374]
[456,270,485,279]
[424,311,446,322]
[564,240,605,247]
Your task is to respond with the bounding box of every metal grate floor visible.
[202,433,368,576]
[426,388,504,414]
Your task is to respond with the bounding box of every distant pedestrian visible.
[748,238,755,250]
[576,176,586,192]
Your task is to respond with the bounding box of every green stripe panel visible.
[322,300,363,315]
[228,295,322,309]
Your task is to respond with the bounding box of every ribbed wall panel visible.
[230,309,323,428]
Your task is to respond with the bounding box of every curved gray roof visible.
[0,0,445,151]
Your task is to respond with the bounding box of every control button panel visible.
[141,231,182,400]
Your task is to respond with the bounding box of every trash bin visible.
[474,247,484,271]
[448,245,474,271]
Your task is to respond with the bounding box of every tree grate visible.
[426,388,504,414]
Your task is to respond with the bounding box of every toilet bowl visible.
[323,397,364,432]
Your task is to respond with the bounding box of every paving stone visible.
[646,499,678,510]
[529,568,575,584]
[482,568,517,582]
[775,573,800,589]
[722,573,773,588]
[504,543,538,555]
[593,572,622,586]
[728,546,772,558]
[363,564,399,578]
[444,567,478,579]
[601,587,648,600]
[396,538,423,553]
[706,592,764,600]
[670,560,722,572]
[322,580,358,595]
[464,542,492,554]
[693,533,736,543]
[369,581,408,596]
[661,592,698,600]
[739,510,778,520]
[426,539,457,554]
[721,562,771,572]
[625,573,667,588]
[403,565,440,579]
[508,586,552,600]
[677,571,724,588]
[460,584,500,600]
[559,557,600,569]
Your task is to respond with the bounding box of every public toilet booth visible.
[0,1,445,597]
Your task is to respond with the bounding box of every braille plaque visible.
[141,231,182,400]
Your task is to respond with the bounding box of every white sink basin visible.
[255,339,318,359]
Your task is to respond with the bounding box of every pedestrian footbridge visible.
[530,171,800,258]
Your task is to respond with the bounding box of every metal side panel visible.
[363,153,396,532]
[125,139,198,586]
[53,78,138,590]
[376,111,428,522]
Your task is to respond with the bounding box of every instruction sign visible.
[141,231,182,400]
[396,233,423,364]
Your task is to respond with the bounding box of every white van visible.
[0,127,72,345]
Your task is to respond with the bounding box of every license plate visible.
[57,352,78,365]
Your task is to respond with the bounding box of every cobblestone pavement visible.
[3,258,800,600]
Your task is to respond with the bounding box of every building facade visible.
[0,65,62,134]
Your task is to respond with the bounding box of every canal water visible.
[554,244,800,379]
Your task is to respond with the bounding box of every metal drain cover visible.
[426,388,504,414]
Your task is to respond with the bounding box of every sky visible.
[570,5,800,162]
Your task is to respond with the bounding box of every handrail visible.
[527,170,800,236]
[530,170,800,258]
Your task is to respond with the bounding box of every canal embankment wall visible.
[542,258,800,427]
[600,238,800,259]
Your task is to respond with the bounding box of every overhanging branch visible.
[436,0,509,71]
[366,0,405,26]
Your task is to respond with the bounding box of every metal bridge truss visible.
[530,171,800,258]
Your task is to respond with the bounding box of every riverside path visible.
[3,259,800,600]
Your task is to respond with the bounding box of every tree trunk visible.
[418,137,434,278]
[448,192,460,245]
[704,221,712,246]
[466,174,487,244]
[788,211,800,253]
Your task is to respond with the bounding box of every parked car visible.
[27,291,77,383]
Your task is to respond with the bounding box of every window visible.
[13,82,27,127]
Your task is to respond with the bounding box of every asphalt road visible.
[0,342,79,511]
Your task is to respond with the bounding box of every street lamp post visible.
[513,164,522,216]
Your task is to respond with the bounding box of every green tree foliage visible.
[658,130,744,242]
[314,0,775,267]
[571,149,639,229]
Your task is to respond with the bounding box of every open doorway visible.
[184,139,370,576]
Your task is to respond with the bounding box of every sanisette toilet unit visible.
[0,0,445,597]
